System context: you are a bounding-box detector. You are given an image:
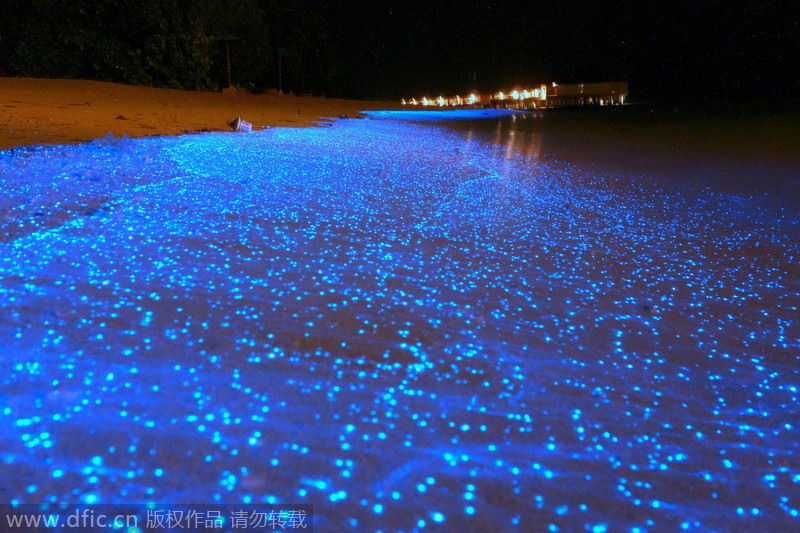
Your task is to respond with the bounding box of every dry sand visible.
[0,78,401,150]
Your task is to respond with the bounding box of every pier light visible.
[401,98,407,105]
[411,98,418,105]
[541,84,548,98]
[522,90,530,98]
[511,90,520,100]
[498,92,505,100]
[422,97,430,106]
[468,93,477,104]
[437,96,445,106]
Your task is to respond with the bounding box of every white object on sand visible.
[228,117,252,133]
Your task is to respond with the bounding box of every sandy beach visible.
[0,78,401,150]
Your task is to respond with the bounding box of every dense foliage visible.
[0,0,333,94]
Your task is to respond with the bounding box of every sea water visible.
[0,109,798,531]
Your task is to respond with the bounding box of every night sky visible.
[330,1,800,102]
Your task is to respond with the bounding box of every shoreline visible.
[1,93,798,531]
[0,77,401,151]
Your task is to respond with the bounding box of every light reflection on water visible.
[0,111,798,531]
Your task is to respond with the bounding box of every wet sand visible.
[1,108,798,531]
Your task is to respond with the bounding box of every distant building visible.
[545,81,628,107]
[489,85,549,109]
[402,81,628,109]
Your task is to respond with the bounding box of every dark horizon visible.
[1,0,797,104]
[331,1,799,103]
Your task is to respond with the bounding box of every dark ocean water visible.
[384,103,800,190]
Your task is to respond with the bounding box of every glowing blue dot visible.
[431,512,445,523]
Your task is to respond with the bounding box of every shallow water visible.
[1,110,798,531]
